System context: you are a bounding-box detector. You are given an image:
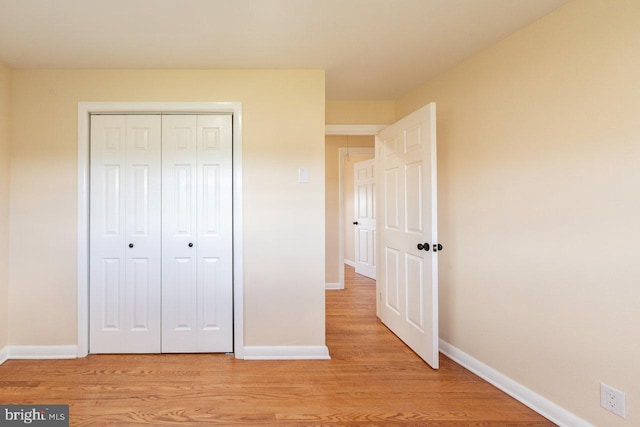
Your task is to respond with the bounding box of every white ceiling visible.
[0,0,569,99]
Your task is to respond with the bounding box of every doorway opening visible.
[325,125,384,290]
[324,103,439,369]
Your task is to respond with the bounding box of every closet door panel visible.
[162,114,233,353]
[90,115,161,353]
[124,116,162,352]
[162,115,199,351]
[196,115,233,352]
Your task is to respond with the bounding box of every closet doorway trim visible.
[77,102,244,359]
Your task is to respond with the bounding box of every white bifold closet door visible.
[90,115,162,353]
[89,114,233,354]
[161,115,233,353]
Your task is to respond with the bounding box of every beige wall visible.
[8,69,326,348]
[396,0,640,425]
[326,100,395,125]
[0,62,10,349]
[325,136,374,284]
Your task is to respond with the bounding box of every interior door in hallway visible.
[353,158,376,280]
[162,115,234,353]
[377,103,439,369]
[89,115,162,353]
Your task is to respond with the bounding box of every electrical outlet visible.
[601,383,626,418]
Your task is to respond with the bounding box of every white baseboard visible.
[344,259,356,268]
[0,346,8,365]
[4,345,78,360]
[439,339,592,427]
[243,345,330,360]
[1,344,329,362]
[325,282,343,290]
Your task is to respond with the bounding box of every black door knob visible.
[417,243,430,251]
[188,242,194,248]
[353,221,359,225]
[128,243,134,248]
[437,243,443,251]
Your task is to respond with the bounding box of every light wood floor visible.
[0,266,554,426]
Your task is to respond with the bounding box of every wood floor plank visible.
[0,265,555,425]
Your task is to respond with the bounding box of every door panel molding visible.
[77,102,244,358]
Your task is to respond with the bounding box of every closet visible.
[89,114,233,353]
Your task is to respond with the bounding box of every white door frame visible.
[77,102,244,358]
[326,125,384,289]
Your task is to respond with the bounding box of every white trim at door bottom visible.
[439,340,591,427]
[243,346,330,360]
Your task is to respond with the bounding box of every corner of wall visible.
[0,60,12,351]
[0,346,8,365]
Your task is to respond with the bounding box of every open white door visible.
[353,158,376,279]
[376,103,439,369]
